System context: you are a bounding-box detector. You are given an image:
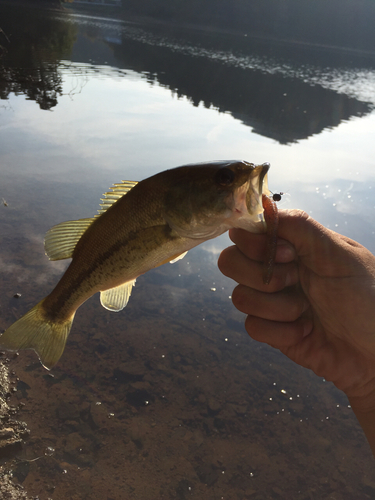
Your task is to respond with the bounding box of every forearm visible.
[348,395,375,459]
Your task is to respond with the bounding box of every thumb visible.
[278,209,365,276]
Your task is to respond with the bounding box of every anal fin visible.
[100,280,136,312]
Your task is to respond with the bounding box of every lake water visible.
[1,2,375,499]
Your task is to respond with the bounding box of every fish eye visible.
[215,167,235,186]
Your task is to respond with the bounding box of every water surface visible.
[1,3,375,499]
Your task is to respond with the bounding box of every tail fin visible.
[0,301,74,370]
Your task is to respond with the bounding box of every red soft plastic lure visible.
[262,194,279,284]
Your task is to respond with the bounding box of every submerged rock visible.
[113,362,146,383]
[0,427,22,456]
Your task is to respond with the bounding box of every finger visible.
[218,245,299,291]
[229,228,296,264]
[232,284,309,322]
[244,314,313,350]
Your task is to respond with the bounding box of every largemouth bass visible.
[0,160,272,369]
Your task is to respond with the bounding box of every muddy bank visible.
[0,359,31,500]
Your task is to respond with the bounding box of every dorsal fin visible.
[44,218,95,261]
[44,180,138,261]
[97,180,138,216]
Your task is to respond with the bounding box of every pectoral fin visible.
[169,251,188,263]
[155,251,188,267]
[100,280,136,312]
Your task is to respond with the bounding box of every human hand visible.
[218,209,375,412]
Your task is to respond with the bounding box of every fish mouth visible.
[231,162,271,233]
[248,162,270,221]
[255,162,271,231]
[257,162,270,199]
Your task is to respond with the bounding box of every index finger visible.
[218,244,298,291]
[228,228,296,264]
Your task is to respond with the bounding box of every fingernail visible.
[276,239,295,262]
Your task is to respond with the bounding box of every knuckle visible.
[231,285,249,310]
[217,247,234,275]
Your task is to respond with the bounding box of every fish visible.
[0,160,273,370]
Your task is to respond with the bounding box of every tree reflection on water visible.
[0,4,76,110]
[1,3,374,142]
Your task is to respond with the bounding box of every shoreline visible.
[65,2,375,58]
[1,0,375,58]
[0,360,31,500]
